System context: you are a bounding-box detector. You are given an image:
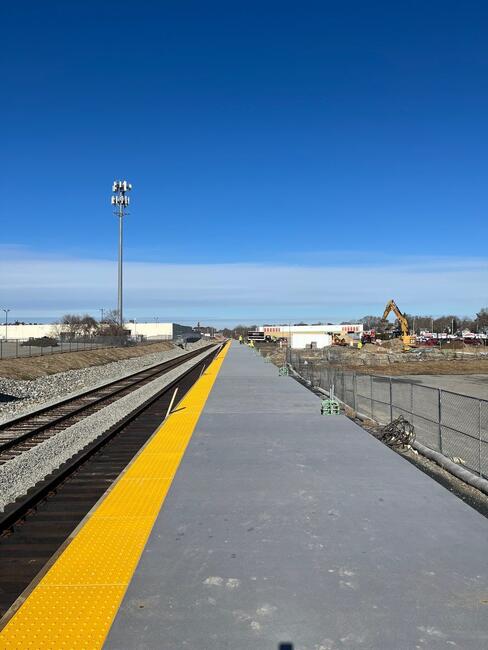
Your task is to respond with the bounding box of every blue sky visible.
[2,1,488,325]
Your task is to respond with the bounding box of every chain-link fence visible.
[289,351,488,479]
[0,335,173,360]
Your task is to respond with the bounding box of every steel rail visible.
[0,344,214,455]
[0,342,225,534]
[0,342,227,620]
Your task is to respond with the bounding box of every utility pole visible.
[2,309,10,341]
[111,180,132,327]
[99,308,104,323]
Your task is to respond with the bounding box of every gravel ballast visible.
[0,340,210,424]
[0,345,217,512]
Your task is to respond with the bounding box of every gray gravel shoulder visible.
[0,340,211,424]
[0,344,218,511]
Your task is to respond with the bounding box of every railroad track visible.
[0,342,226,620]
[0,344,214,463]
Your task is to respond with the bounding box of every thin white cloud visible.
[1,246,487,322]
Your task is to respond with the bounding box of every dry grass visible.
[0,341,176,380]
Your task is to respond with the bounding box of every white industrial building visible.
[0,322,188,341]
[125,322,173,339]
[259,323,363,349]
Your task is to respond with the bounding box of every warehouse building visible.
[259,323,363,349]
[1,322,192,341]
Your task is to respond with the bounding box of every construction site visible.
[4,2,488,643]
[254,299,488,380]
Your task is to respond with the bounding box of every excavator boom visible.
[381,299,415,350]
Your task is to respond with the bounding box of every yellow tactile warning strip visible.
[0,343,230,650]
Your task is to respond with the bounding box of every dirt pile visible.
[362,343,389,354]
[380,338,405,351]
[362,339,405,353]
[441,341,471,350]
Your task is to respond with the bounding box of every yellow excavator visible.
[381,299,416,351]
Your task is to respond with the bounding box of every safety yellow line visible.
[0,343,230,649]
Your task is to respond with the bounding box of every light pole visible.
[3,309,10,341]
[111,180,132,327]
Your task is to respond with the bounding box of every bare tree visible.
[60,313,100,338]
[80,315,99,336]
[232,325,257,337]
[360,316,383,329]
[49,322,64,338]
[476,308,488,332]
[100,310,127,336]
[432,315,458,333]
[362,309,488,335]
[61,314,83,338]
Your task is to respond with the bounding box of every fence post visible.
[438,389,443,454]
[479,400,482,477]
[353,372,357,412]
[16,339,19,358]
[389,377,393,423]
[370,375,374,419]
[0,340,2,360]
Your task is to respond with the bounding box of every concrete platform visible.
[105,342,488,650]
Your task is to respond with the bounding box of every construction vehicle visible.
[332,332,353,346]
[361,329,376,344]
[381,299,416,351]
